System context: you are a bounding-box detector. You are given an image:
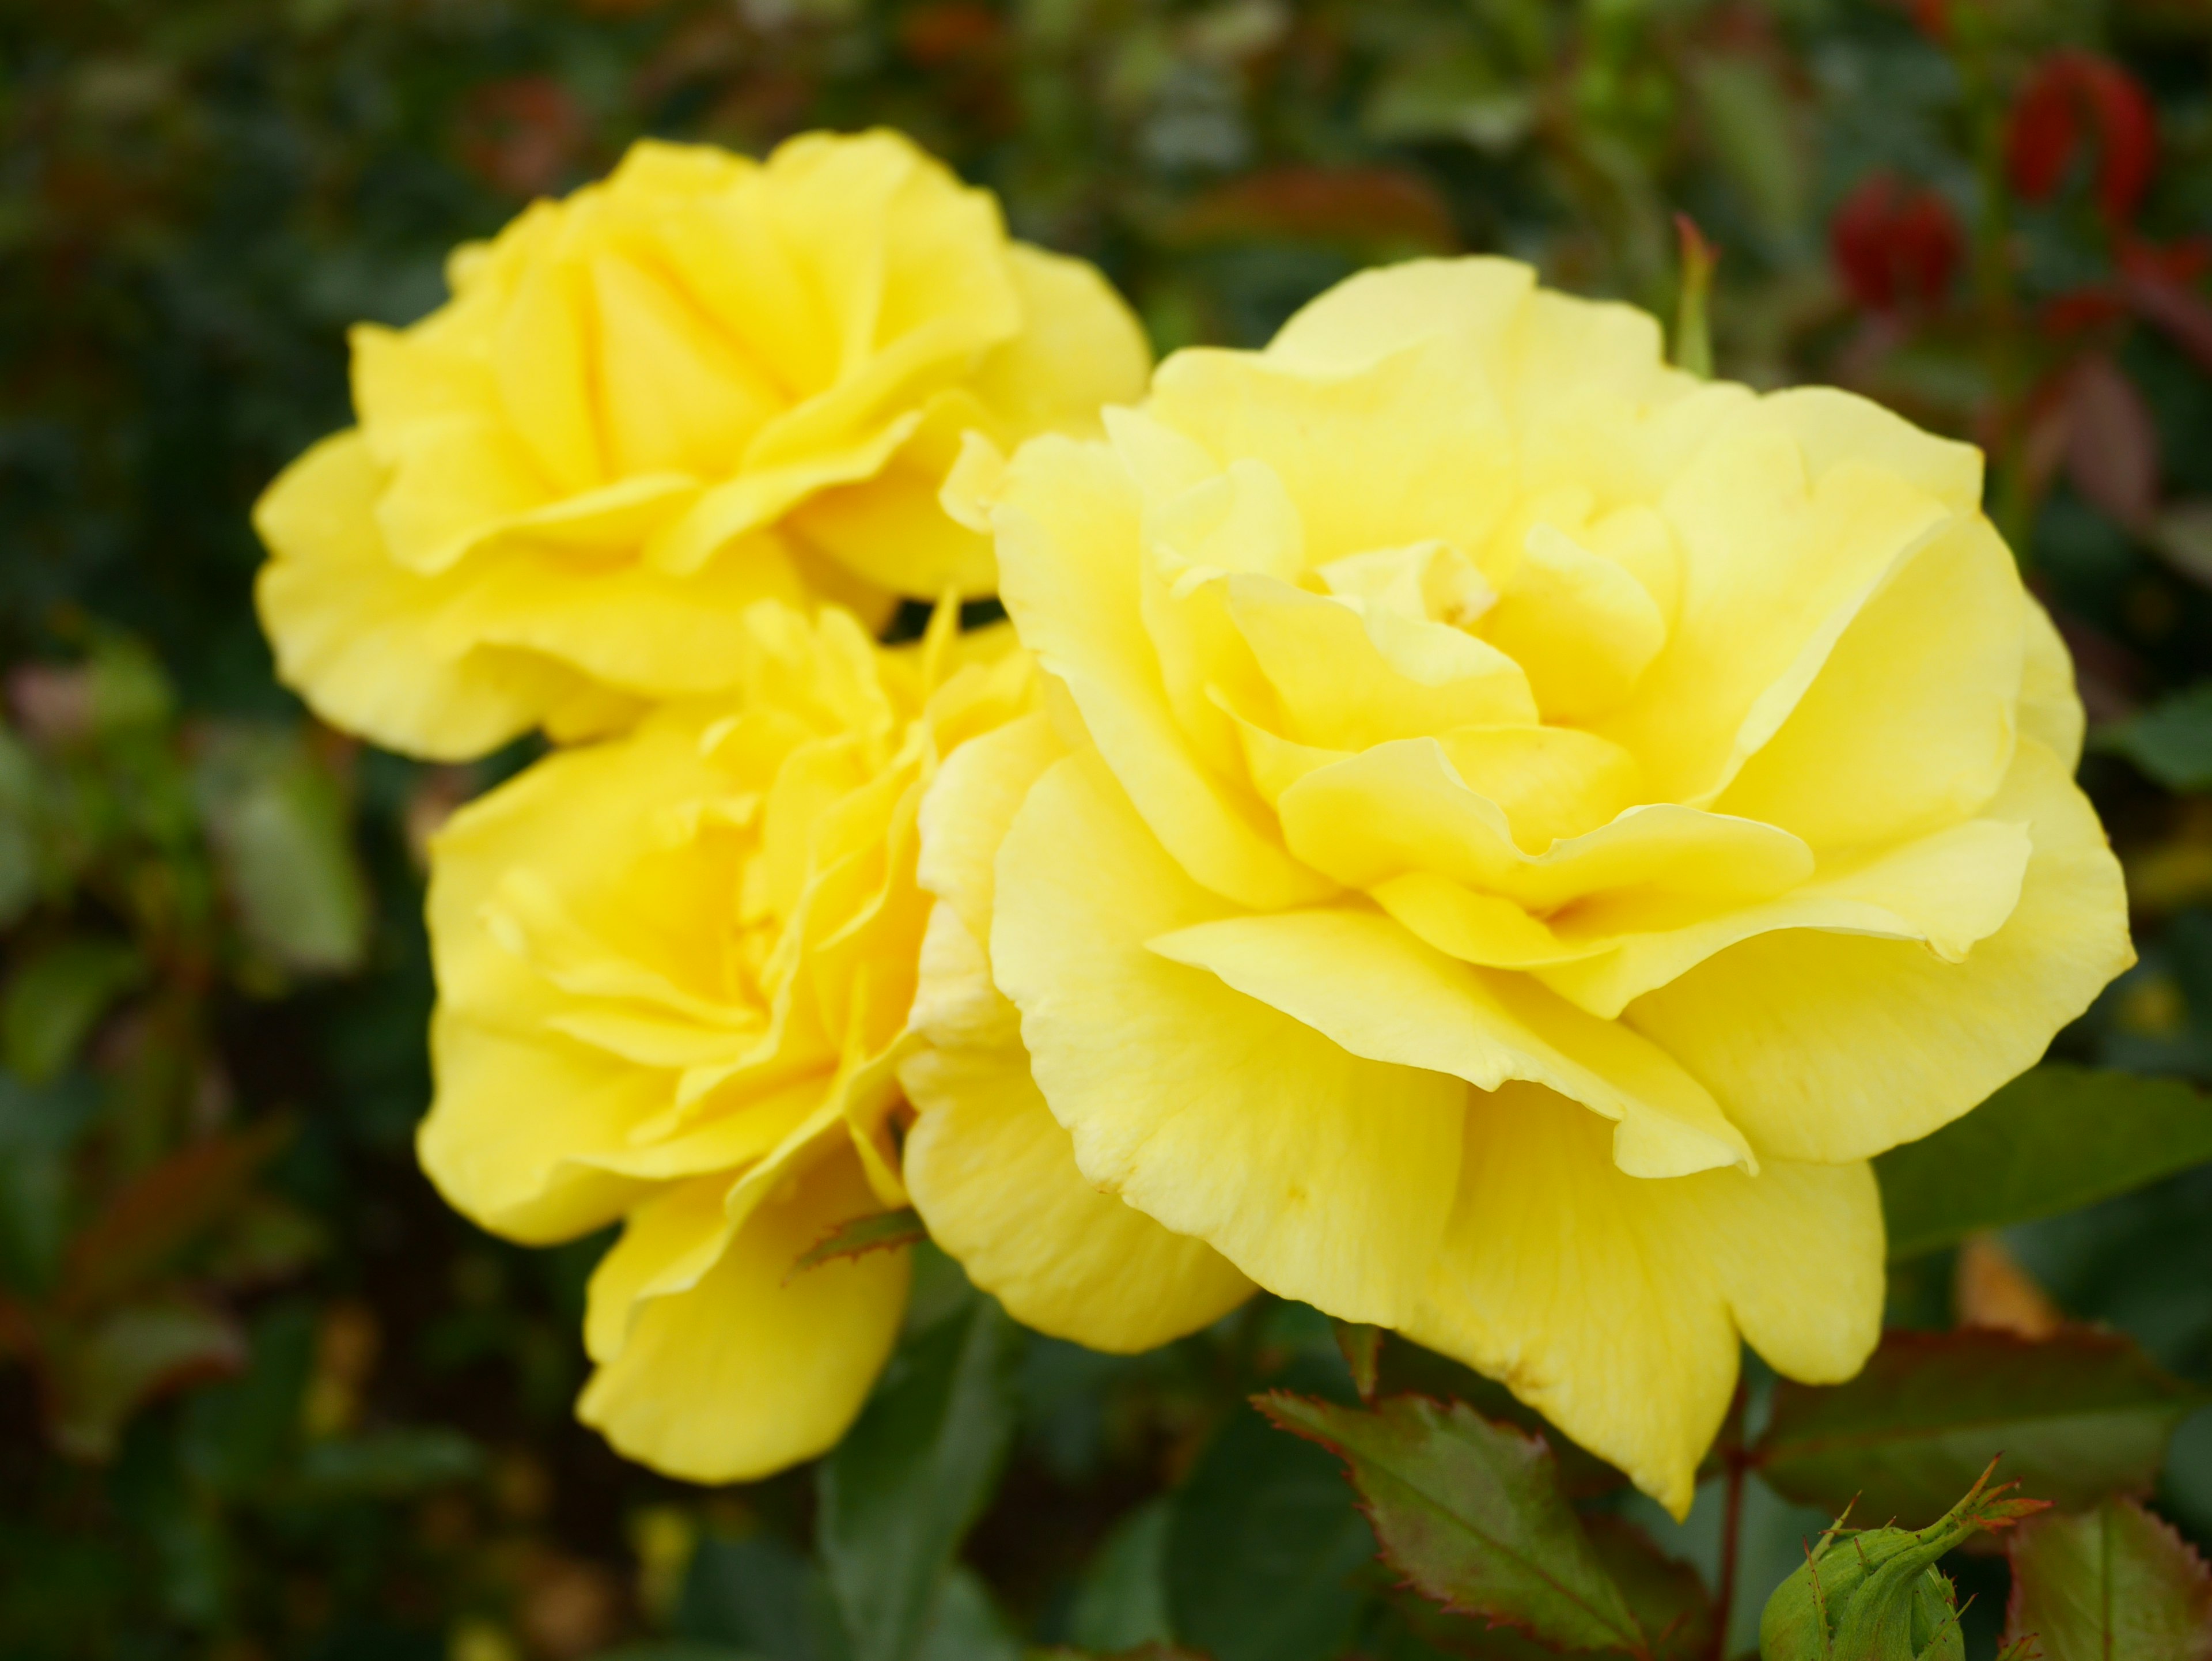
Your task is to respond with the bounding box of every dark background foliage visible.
[3,1,2212,1657]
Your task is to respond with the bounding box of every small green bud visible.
[1759,1461,2047,1660]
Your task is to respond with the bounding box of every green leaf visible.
[1876,1066,2212,1260]
[1690,56,1807,239]
[1334,1321,1382,1404]
[817,1292,1019,1661]
[1,936,146,1084]
[293,1425,482,1497]
[913,1566,1019,1661]
[1256,1393,1646,1657]
[1754,1329,2204,1528]
[1166,1399,1376,1661]
[679,1533,819,1661]
[1067,1499,1174,1654]
[2003,1496,2212,1661]
[0,1072,101,1296]
[178,1301,317,1496]
[192,723,369,977]
[1370,1335,1628,1499]
[0,724,42,930]
[2096,683,2212,791]
[788,1208,926,1282]
[46,1295,245,1461]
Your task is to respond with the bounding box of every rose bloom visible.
[910,258,2133,1514]
[419,599,1029,1479]
[252,130,1145,761]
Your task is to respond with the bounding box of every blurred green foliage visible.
[6,0,2212,1657]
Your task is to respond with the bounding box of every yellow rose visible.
[917,258,2134,1514]
[418,598,1031,1480]
[252,130,1146,760]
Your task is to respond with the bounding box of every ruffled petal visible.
[991,754,1464,1326]
[991,436,1330,910]
[252,431,578,760]
[1408,1084,1882,1517]
[577,1147,908,1484]
[904,1034,1253,1352]
[1146,906,1749,1179]
[1626,739,2134,1162]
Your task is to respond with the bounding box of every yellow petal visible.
[1483,522,1667,722]
[1626,739,2134,1162]
[1539,816,2032,1019]
[915,711,1066,949]
[2018,593,2085,768]
[1756,385,1983,515]
[252,430,577,760]
[991,436,1330,910]
[419,1013,660,1243]
[588,249,782,478]
[1715,513,2024,849]
[1277,739,1812,912]
[1600,426,1957,805]
[903,1039,1253,1352]
[494,256,604,495]
[785,392,1002,599]
[1264,256,1537,376]
[350,321,498,449]
[1145,340,1517,570]
[432,531,810,701]
[372,414,554,576]
[577,1148,908,1484]
[1408,1083,1881,1518]
[1226,576,1537,750]
[991,754,1464,1327]
[966,243,1151,439]
[1146,906,1749,1178]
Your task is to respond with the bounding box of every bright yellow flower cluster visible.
[420,600,1028,1478]
[253,128,1146,761]
[255,131,2131,1514]
[915,259,2131,1512]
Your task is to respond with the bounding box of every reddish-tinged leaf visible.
[2005,1497,2212,1660]
[1161,167,1459,255]
[58,1118,291,1314]
[1255,1391,1647,1656]
[1371,1338,1630,1499]
[1754,1329,2203,1528]
[1582,1518,1713,1660]
[2063,354,2160,529]
[2126,271,2212,376]
[454,75,588,199]
[2009,61,2081,201]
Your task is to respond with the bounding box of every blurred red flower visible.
[2006,51,2157,227]
[456,77,590,200]
[1831,173,1963,313]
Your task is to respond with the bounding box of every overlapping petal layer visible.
[256,130,1148,760]
[420,599,1032,1481]
[932,255,2133,1510]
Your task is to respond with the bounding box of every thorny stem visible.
[1709,1381,1752,1661]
